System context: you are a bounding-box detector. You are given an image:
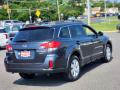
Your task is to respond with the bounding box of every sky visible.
[107,0,120,2]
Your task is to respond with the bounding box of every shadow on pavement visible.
[13,60,105,87]
[14,74,67,87]
[80,60,105,77]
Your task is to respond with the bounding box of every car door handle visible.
[76,41,80,45]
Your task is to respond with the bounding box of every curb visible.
[102,30,118,33]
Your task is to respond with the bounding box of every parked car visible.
[0,27,8,48]
[118,14,120,20]
[8,25,21,40]
[68,16,76,21]
[4,25,22,40]
[2,20,23,28]
[23,23,38,28]
[4,21,112,81]
[116,24,120,32]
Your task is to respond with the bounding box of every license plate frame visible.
[20,51,31,58]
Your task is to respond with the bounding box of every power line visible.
[6,0,47,3]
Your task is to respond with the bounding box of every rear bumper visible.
[4,59,66,73]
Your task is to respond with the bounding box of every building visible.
[106,7,119,14]
[91,7,101,15]
[84,7,101,16]
[92,0,103,2]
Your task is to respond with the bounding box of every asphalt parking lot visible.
[0,32,120,90]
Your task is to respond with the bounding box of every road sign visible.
[35,9,41,17]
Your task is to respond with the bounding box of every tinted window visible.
[13,21,20,23]
[69,25,85,38]
[5,21,11,23]
[13,28,54,42]
[0,29,6,33]
[59,27,70,38]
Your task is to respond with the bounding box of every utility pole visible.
[29,8,32,23]
[104,0,107,19]
[57,0,60,21]
[87,0,91,25]
[7,0,11,20]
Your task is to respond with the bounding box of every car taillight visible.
[6,44,12,52]
[4,34,8,39]
[49,60,53,69]
[40,41,61,49]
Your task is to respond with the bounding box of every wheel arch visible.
[106,40,112,52]
[66,50,82,68]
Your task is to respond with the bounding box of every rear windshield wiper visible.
[15,39,28,42]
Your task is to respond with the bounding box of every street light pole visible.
[29,8,32,23]
[104,0,107,19]
[7,0,11,20]
[87,0,91,25]
[57,0,60,21]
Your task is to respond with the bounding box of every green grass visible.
[91,20,120,32]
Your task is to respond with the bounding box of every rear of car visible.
[12,20,23,29]
[4,22,112,82]
[0,28,8,48]
[3,20,12,26]
[4,26,63,73]
[3,20,23,27]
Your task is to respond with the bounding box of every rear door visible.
[69,25,94,65]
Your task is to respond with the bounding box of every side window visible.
[83,25,96,36]
[59,27,70,38]
[69,25,85,38]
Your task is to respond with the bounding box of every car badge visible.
[22,44,27,48]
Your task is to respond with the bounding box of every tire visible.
[64,56,81,81]
[19,73,35,80]
[102,44,112,62]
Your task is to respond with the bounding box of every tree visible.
[60,2,85,19]
[0,9,8,20]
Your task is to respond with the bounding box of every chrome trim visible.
[80,42,94,46]
[95,45,103,49]
[58,26,71,39]
[83,51,103,59]
[68,26,72,38]
[52,28,55,39]
[93,41,100,44]
[58,24,84,39]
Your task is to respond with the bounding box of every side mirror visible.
[98,31,103,36]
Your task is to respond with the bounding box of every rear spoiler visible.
[20,26,51,31]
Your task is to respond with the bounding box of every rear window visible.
[13,28,54,42]
[13,21,21,23]
[5,21,11,23]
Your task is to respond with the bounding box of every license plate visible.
[20,51,31,57]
